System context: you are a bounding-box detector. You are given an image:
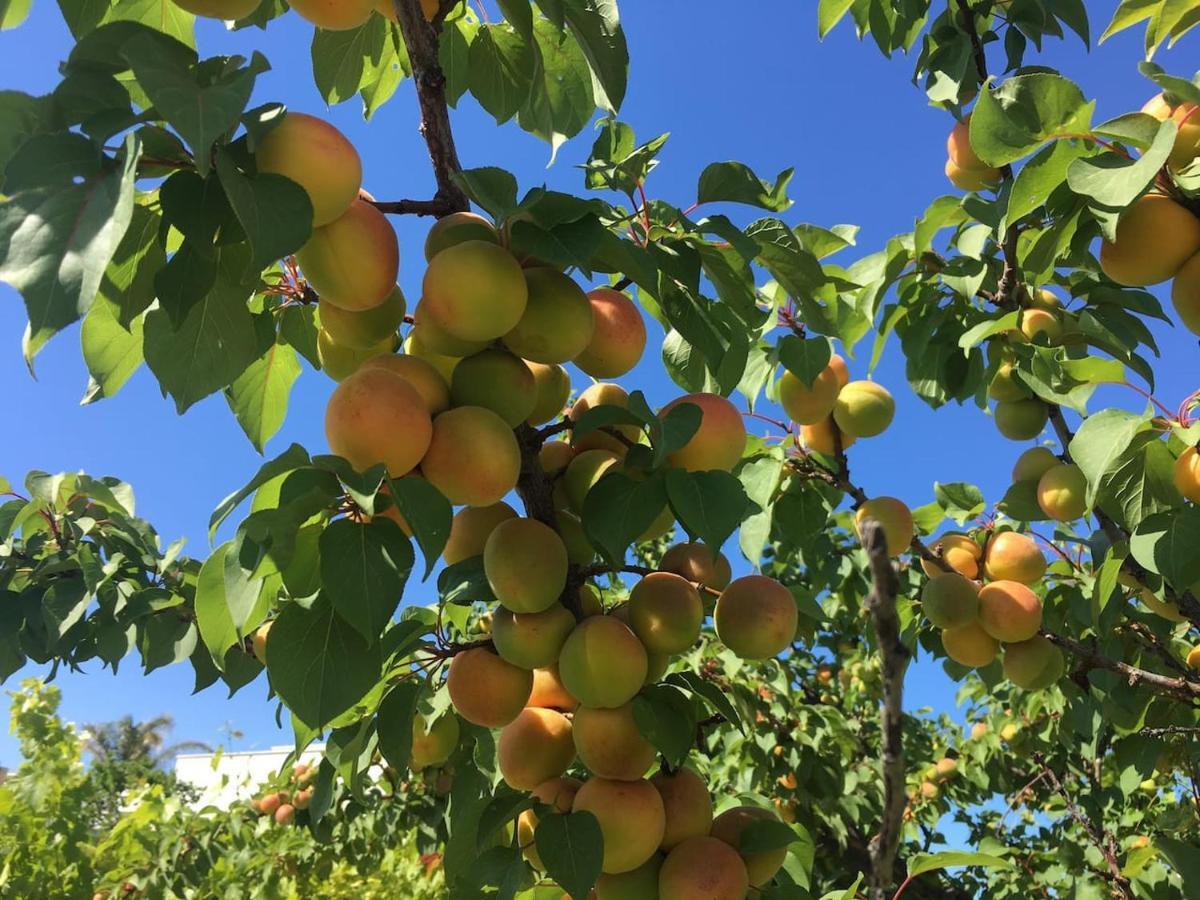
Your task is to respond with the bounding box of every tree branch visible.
[368,197,461,217]
[859,519,909,900]
[1041,631,1200,703]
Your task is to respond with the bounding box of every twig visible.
[1034,759,1130,897]
[1041,631,1200,703]
[1137,725,1200,738]
[369,197,461,217]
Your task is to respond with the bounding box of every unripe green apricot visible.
[833,381,895,438]
[411,712,460,769]
[492,604,576,670]
[993,398,1048,440]
[424,211,499,261]
[317,329,398,382]
[526,362,571,426]
[563,449,621,513]
[1003,635,1064,690]
[1036,463,1088,521]
[319,285,405,350]
[443,502,517,565]
[422,240,528,342]
[1011,447,1059,483]
[921,572,980,629]
[988,359,1030,402]
[450,348,538,427]
[502,268,595,364]
[483,518,568,614]
[411,304,489,357]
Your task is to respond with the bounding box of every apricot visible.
[1136,586,1186,623]
[424,211,498,261]
[1168,103,1200,171]
[422,240,528,342]
[1187,643,1200,671]
[921,573,980,629]
[651,767,713,850]
[595,855,662,900]
[1012,446,1059,483]
[296,199,398,311]
[502,268,594,364]
[833,380,894,438]
[255,113,361,227]
[1028,287,1062,310]
[557,510,598,566]
[1099,193,1200,286]
[1037,463,1088,521]
[715,575,798,660]
[274,803,296,825]
[643,652,669,685]
[1003,635,1064,690]
[420,406,521,506]
[1172,251,1200,335]
[1143,93,1174,120]
[919,533,981,579]
[361,353,449,414]
[484,518,569,614]
[252,621,271,665]
[660,393,746,472]
[946,116,987,170]
[290,0,374,28]
[778,357,842,425]
[172,0,260,19]
[941,621,998,668]
[978,580,1043,642]
[258,792,283,816]
[572,777,666,874]
[527,362,571,426]
[402,329,459,384]
[800,417,855,455]
[660,836,749,899]
[710,805,787,887]
[575,288,647,378]
[492,604,576,670]
[988,358,1029,402]
[497,707,575,791]
[539,439,575,473]
[854,497,914,557]
[317,329,397,382]
[1174,446,1200,502]
[527,664,578,712]
[573,703,656,780]
[945,158,1001,191]
[1017,308,1062,344]
[659,542,732,590]
[518,776,581,870]
[969,722,988,740]
[325,366,432,476]
[578,584,604,617]
[559,616,649,708]
[442,502,516,565]
[993,398,1048,440]
[564,449,622,512]
[570,383,640,456]
[627,572,703,655]
[410,712,459,770]
[450,349,538,427]
[983,531,1046,584]
[320,285,405,350]
[446,647,532,727]
[410,303,489,357]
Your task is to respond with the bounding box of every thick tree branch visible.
[1041,631,1200,703]
[859,519,909,900]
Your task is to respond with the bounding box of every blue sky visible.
[1,2,1197,764]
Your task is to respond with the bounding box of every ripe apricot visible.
[252,621,271,665]
[800,417,855,455]
[969,722,988,740]
[710,805,787,887]
[446,647,532,728]
[572,777,666,874]
[527,362,571,426]
[833,380,894,438]
[983,531,1046,584]
[1100,193,1200,286]
[978,580,1043,642]
[570,382,640,456]
[518,776,581,870]
[1187,643,1200,671]
[564,449,622,512]
[325,366,432,476]
[289,0,374,28]
[941,620,998,667]
[660,836,749,900]
[595,855,662,900]
[1172,251,1200,336]
[274,803,296,825]
[659,542,732,590]
[420,406,521,506]
[424,211,498,261]
[993,398,1048,440]
[1143,92,1174,120]
[255,113,361,227]
[492,604,576,670]
[361,353,449,414]
[297,199,398,311]
[1011,446,1059,483]
[502,268,594,364]
[172,0,261,19]
[1016,308,1063,345]
[919,533,981,579]
[652,767,713,851]
[1028,287,1062,310]
[527,664,578,712]
[1003,635,1064,690]
[319,285,404,350]
[1037,463,1088,521]
[317,329,397,382]
[946,116,987,170]
[411,713,459,770]
[451,348,538,427]
[498,707,575,791]
[945,159,1001,191]
[575,288,647,378]
[422,240,528,342]
[1174,446,1200,502]
[1168,103,1200,170]
[660,393,746,472]
[921,572,980,629]
[559,616,648,708]
[778,359,841,425]
[443,502,516,565]
[484,518,568,614]
[715,575,797,660]
[627,572,703,655]
[539,439,575,474]
[573,703,656,780]
[854,497,914,557]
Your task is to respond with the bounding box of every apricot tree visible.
[1,0,1200,898]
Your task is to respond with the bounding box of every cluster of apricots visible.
[249,762,317,825]
[908,753,958,811]
[944,114,1003,192]
[777,352,896,456]
[172,0,438,30]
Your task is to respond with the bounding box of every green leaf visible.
[215,152,312,269]
[209,443,312,539]
[97,200,164,328]
[194,543,261,668]
[1066,118,1174,208]
[1069,408,1149,507]
[320,518,414,642]
[739,817,803,853]
[631,683,696,767]
[1154,837,1200,887]
[438,556,498,606]
[1003,139,1089,231]
[453,167,518,220]
[817,0,856,37]
[906,850,1013,877]
[970,73,1094,167]
[468,23,535,123]
[517,17,594,159]
[80,293,143,403]
[0,0,31,29]
[43,577,89,642]
[582,471,669,563]
[665,468,749,553]
[535,811,604,900]
[375,680,420,772]
[0,133,139,364]
[934,482,985,523]
[224,331,301,452]
[556,0,628,113]
[666,669,742,731]
[311,17,396,107]
[268,593,383,729]
[0,91,48,175]
[386,475,453,579]
[777,335,832,388]
[1153,507,1200,593]
[697,161,794,212]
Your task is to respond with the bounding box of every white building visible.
[174,745,324,809]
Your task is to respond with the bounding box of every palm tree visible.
[81,714,211,768]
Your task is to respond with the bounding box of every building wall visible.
[174,745,324,810]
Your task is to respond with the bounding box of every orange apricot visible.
[575,288,647,378]
[324,366,432,476]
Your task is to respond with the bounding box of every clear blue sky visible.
[2,2,1196,763]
